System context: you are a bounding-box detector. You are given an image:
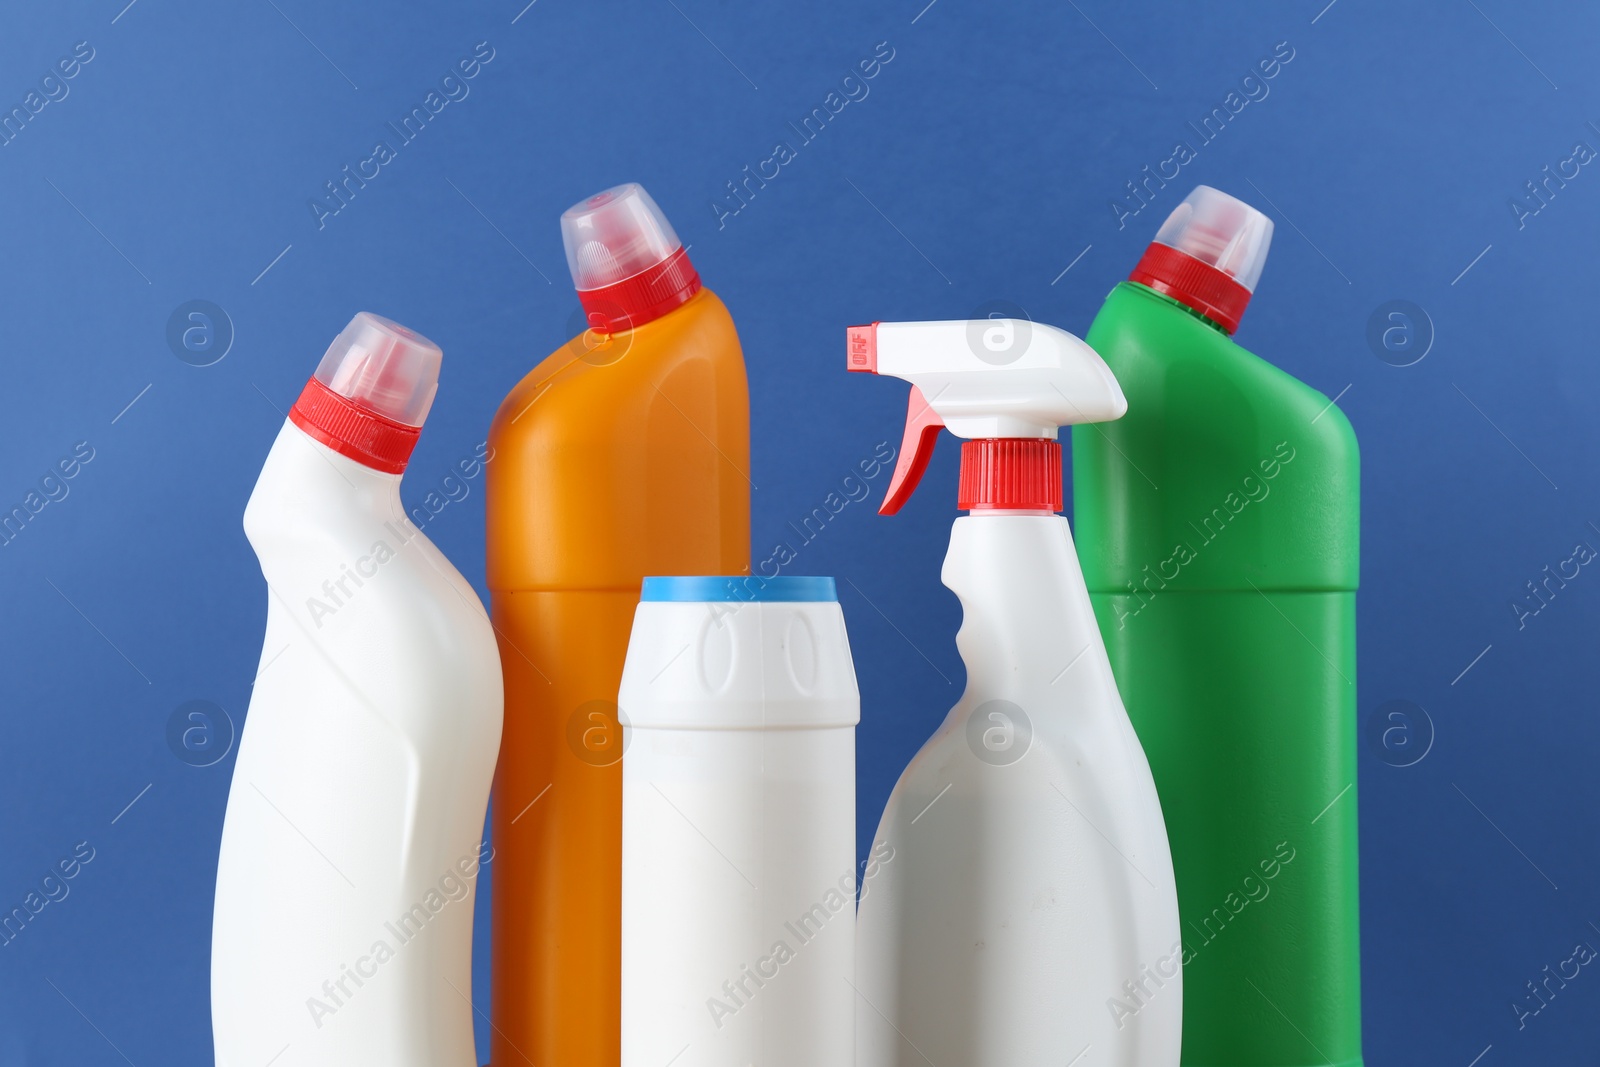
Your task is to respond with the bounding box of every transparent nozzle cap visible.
[312,312,442,427]
[1152,186,1274,293]
[560,183,682,292]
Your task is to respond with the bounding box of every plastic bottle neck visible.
[944,513,1110,704]
[264,421,403,504]
[1123,280,1233,337]
[966,508,1057,517]
[245,420,412,568]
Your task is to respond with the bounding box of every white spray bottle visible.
[211,313,503,1066]
[849,319,1181,1066]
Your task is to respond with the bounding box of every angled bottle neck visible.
[246,421,408,545]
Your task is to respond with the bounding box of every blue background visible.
[0,0,1594,1063]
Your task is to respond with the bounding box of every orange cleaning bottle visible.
[486,183,750,1066]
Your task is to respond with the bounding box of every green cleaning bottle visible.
[1072,186,1361,1067]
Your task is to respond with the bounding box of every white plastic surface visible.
[313,311,442,425]
[1152,185,1274,292]
[618,598,859,1067]
[855,513,1181,1065]
[561,182,682,291]
[872,319,1126,439]
[212,415,503,1066]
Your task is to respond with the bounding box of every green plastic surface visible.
[1072,281,1363,1067]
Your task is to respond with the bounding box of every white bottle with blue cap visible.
[618,576,861,1067]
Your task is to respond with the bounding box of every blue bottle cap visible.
[639,576,838,603]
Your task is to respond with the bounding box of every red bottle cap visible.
[1128,185,1273,336]
[288,312,440,474]
[562,183,701,334]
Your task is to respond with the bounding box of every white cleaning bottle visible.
[211,313,503,1067]
[848,319,1181,1066]
[618,576,859,1067]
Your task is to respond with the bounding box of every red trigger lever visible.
[879,387,944,516]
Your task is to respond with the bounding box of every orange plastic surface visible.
[485,286,750,1066]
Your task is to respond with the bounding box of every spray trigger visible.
[880,386,945,516]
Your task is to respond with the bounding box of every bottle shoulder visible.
[490,287,745,439]
[1074,283,1359,591]
[482,286,752,590]
[247,429,500,694]
[1089,283,1357,450]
